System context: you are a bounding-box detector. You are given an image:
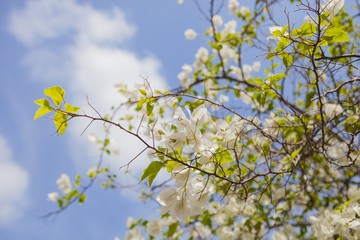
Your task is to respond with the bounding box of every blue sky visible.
[0,0,208,239]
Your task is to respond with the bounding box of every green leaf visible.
[324,28,350,43]
[291,22,315,37]
[266,73,287,85]
[281,24,288,34]
[305,91,316,108]
[212,150,234,164]
[146,102,154,116]
[57,199,63,208]
[272,30,282,37]
[139,89,147,96]
[166,223,178,237]
[34,99,54,120]
[280,54,293,68]
[44,86,65,107]
[165,160,179,172]
[279,37,291,46]
[140,161,163,187]
[291,148,302,160]
[266,53,276,60]
[136,99,146,111]
[65,103,80,113]
[78,194,86,204]
[103,138,110,147]
[53,111,68,135]
[67,189,79,200]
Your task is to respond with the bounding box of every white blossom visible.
[269,26,283,35]
[324,103,343,118]
[209,201,221,214]
[217,226,235,240]
[228,0,239,14]
[239,6,250,16]
[56,173,72,194]
[171,165,190,188]
[218,94,229,103]
[219,44,237,62]
[242,64,252,74]
[326,140,348,161]
[177,71,191,88]
[214,213,228,225]
[322,0,345,18]
[348,186,360,201]
[197,138,217,164]
[126,217,136,228]
[221,20,237,37]
[182,64,193,73]
[272,231,288,240]
[194,47,209,69]
[87,133,98,143]
[308,203,360,240]
[177,0,184,4]
[194,222,211,238]
[47,192,59,202]
[212,15,223,26]
[125,226,144,240]
[267,26,283,41]
[177,64,193,88]
[156,175,212,222]
[252,61,261,72]
[229,66,243,79]
[316,69,327,81]
[349,219,360,230]
[156,188,192,221]
[184,28,197,40]
[146,219,162,237]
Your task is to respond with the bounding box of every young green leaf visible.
[324,28,350,43]
[65,103,80,113]
[44,86,65,107]
[266,73,287,85]
[33,99,54,120]
[146,102,154,116]
[140,161,163,187]
[53,111,68,135]
[139,89,147,96]
[78,194,87,204]
[291,148,302,160]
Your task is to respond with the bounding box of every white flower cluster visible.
[156,174,213,222]
[228,0,249,16]
[123,214,178,239]
[47,173,72,202]
[308,186,360,239]
[150,105,270,222]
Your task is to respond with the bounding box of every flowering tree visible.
[34,0,360,239]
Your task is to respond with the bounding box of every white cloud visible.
[0,134,29,226]
[9,0,168,184]
[9,0,136,47]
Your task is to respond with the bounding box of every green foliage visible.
[44,86,64,107]
[34,99,54,120]
[140,161,163,187]
[34,86,79,135]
